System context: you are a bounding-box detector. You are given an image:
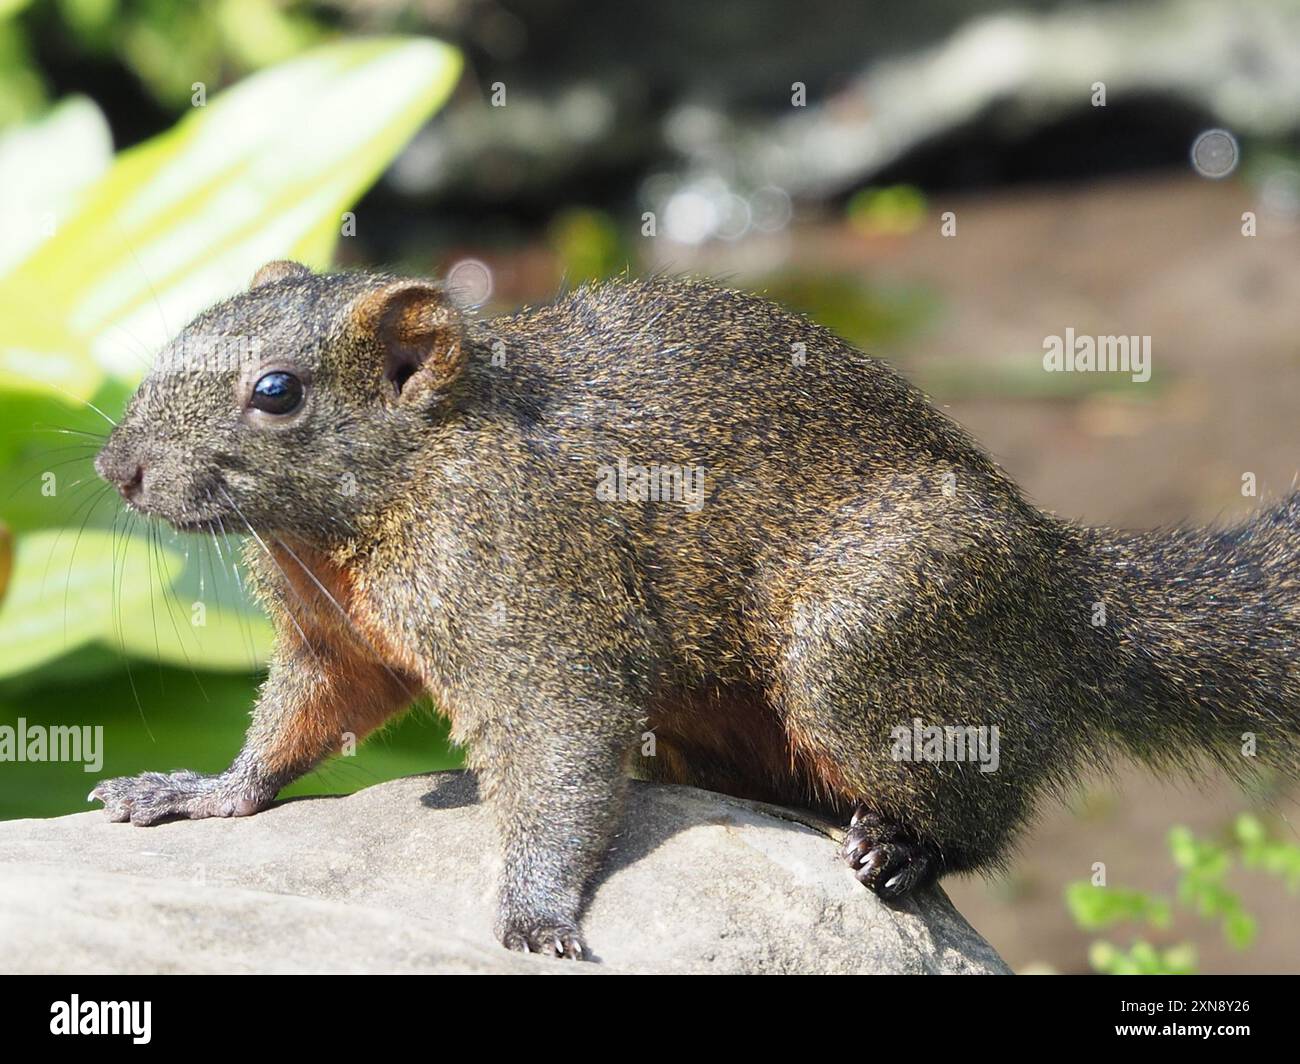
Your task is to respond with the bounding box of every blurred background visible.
[1,0,1299,973]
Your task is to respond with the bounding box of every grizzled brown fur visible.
[92,262,1300,960]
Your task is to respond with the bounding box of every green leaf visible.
[1235,813,1266,847]
[1089,938,1198,976]
[0,36,462,399]
[0,96,113,277]
[1169,825,1230,876]
[1161,943,1199,975]
[0,671,461,820]
[0,527,182,676]
[1224,910,1258,951]
[0,375,132,536]
[1065,880,1171,931]
[114,602,272,671]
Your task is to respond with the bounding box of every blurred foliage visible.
[0,659,461,819]
[0,37,464,819]
[762,274,938,352]
[0,36,462,400]
[917,359,1168,401]
[0,3,45,128]
[548,207,627,285]
[1089,939,1198,976]
[846,184,928,237]
[1236,810,1300,889]
[1169,823,1258,949]
[1065,814,1300,974]
[1065,881,1172,931]
[0,95,112,275]
[0,0,331,125]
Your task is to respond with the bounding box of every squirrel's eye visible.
[249,371,304,415]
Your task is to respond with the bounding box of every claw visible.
[499,922,588,961]
[840,806,938,900]
[86,769,270,826]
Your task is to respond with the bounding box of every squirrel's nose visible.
[115,463,145,501]
[96,450,145,501]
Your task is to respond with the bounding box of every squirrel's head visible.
[95,261,467,538]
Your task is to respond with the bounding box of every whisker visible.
[111,509,152,740]
[41,381,119,430]
[217,488,318,656]
[152,519,209,702]
[213,511,262,671]
[61,483,114,645]
[24,425,109,441]
[270,531,422,703]
[217,486,418,701]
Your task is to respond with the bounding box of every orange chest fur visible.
[268,543,415,671]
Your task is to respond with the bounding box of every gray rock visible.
[0,772,1009,974]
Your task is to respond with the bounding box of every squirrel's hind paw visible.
[841,808,939,900]
[500,921,588,961]
[89,770,269,826]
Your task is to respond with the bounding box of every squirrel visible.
[90,260,1300,960]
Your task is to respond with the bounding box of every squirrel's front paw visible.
[89,770,270,826]
[499,920,587,960]
[841,807,939,900]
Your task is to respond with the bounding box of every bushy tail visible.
[1067,493,1300,779]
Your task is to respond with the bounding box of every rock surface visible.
[0,772,1009,974]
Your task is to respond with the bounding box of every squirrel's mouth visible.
[112,494,231,535]
[167,516,227,534]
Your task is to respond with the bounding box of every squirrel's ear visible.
[351,281,464,402]
[250,260,311,289]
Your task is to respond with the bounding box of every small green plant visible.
[548,207,626,285]
[1065,813,1300,974]
[1088,939,1198,976]
[846,184,927,237]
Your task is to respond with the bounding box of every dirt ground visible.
[664,173,1300,973]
